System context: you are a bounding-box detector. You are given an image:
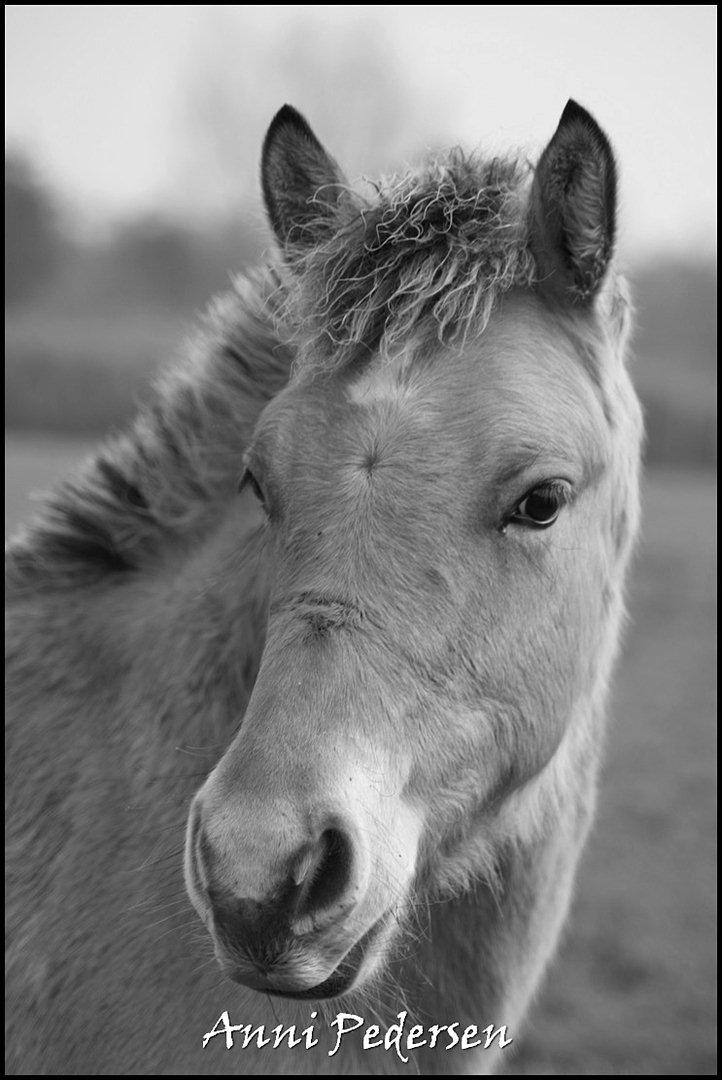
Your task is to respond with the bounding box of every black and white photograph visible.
[5,5,716,1075]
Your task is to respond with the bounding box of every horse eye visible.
[510,484,565,529]
[238,467,266,507]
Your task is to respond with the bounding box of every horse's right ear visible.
[261,105,347,252]
[530,100,618,307]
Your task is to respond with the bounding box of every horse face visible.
[185,101,641,1000]
[185,286,639,998]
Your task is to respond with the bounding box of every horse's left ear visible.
[530,100,617,306]
[261,105,347,252]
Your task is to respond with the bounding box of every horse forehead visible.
[274,293,607,467]
[341,298,601,437]
[278,365,444,451]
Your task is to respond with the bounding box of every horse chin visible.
[218,909,396,1002]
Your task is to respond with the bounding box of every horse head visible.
[185,101,642,1002]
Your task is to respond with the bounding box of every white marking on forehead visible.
[346,356,410,407]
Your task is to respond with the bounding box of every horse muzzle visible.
[184,776,419,998]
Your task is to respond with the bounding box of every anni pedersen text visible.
[203,1009,512,1062]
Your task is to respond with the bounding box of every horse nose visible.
[188,798,363,953]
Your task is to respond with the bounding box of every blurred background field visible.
[5,5,716,1075]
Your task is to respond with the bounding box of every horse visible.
[5,99,643,1075]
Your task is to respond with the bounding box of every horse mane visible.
[7,148,541,593]
[283,148,537,372]
[5,268,292,592]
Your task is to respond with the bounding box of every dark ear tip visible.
[560,99,593,127]
[558,99,612,149]
[264,104,317,151]
[557,100,616,174]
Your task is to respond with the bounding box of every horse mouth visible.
[222,912,391,1001]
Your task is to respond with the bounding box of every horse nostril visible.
[294,827,354,923]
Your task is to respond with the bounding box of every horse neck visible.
[5,271,284,901]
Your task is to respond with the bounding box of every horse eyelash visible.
[520,479,572,505]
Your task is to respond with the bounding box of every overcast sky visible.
[5,5,717,261]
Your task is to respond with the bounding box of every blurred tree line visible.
[5,150,263,313]
[5,152,716,467]
[5,156,64,305]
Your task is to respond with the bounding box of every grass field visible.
[5,436,717,1075]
